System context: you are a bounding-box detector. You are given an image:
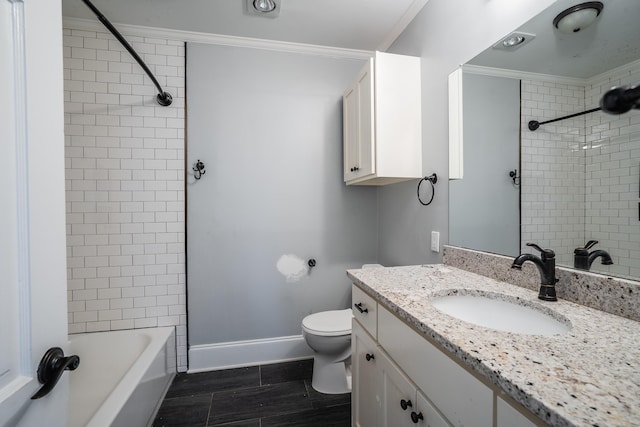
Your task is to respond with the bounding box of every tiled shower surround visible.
[62,24,187,370]
[520,60,640,279]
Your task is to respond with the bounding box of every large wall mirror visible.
[449,0,640,281]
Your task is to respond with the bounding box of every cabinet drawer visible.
[378,306,492,427]
[352,284,377,338]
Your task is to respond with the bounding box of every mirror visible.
[449,0,640,281]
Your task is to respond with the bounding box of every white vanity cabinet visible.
[352,320,381,427]
[496,396,538,427]
[379,347,451,427]
[343,52,422,186]
[352,284,543,427]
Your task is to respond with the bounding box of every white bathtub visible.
[68,327,176,427]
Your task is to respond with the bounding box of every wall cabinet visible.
[343,52,422,186]
[352,284,544,427]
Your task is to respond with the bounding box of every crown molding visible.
[585,58,640,87]
[461,64,586,86]
[63,17,373,60]
[377,0,429,51]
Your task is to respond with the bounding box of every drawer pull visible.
[354,302,368,314]
[411,411,424,423]
[400,399,412,410]
[365,353,375,362]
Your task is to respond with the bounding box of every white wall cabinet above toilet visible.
[343,52,422,186]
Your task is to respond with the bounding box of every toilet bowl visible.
[302,308,353,394]
[301,264,383,394]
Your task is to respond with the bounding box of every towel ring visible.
[417,173,437,206]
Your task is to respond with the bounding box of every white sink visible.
[430,293,571,336]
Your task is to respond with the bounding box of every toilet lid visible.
[302,309,352,336]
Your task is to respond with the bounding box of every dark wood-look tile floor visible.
[153,359,351,427]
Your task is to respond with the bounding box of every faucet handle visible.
[526,243,555,259]
[583,240,599,250]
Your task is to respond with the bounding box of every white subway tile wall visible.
[63,26,187,371]
[521,62,640,279]
[521,80,586,267]
[584,65,640,279]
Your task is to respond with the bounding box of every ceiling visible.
[468,0,640,79]
[62,0,428,52]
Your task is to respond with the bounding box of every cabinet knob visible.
[354,166,360,171]
[365,353,375,362]
[354,303,368,314]
[411,411,424,423]
[400,399,413,410]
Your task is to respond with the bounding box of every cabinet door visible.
[415,390,452,427]
[352,320,381,427]
[378,350,417,427]
[343,84,359,181]
[355,60,375,178]
[343,60,375,183]
[496,396,538,427]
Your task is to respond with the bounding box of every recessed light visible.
[245,0,281,18]
[493,32,536,51]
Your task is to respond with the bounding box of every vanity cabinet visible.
[352,285,451,427]
[343,52,422,186]
[352,320,380,427]
[379,347,451,427]
[352,284,543,427]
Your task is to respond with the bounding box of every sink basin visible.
[430,293,571,336]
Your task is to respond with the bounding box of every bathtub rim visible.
[68,326,176,427]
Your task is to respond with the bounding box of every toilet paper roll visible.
[276,254,308,283]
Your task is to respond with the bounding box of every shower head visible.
[600,84,640,114]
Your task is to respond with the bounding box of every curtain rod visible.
[80,0,173,107]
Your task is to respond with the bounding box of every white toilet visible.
[302,308,353,394]
[302,263,383,394]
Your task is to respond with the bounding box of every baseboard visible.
[188,335,314,372]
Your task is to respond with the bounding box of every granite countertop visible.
[347,264,640,427]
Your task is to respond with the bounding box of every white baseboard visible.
[187,335,314,373]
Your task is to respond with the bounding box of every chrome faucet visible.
[574,240,614,271]
[511,243,558,301]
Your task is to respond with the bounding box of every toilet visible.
[302,263,383,394]
[302,308,353,394]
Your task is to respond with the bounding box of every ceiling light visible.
[553,2,603,34]
[254,0,276,13]
[492,32,536,51]
[245,0,280,18]
[503,35,525,48]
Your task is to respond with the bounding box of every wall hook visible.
[193,160,206,180]
[417,173,438,206]
[509,169,521,186]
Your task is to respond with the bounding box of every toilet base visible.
[310,356,351,394]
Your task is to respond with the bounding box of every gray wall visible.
[449,73,520,256]
[377,0,556,266]
[186,44,377,345]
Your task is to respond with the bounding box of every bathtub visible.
[68,327,176,427]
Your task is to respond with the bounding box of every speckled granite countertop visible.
[347,264,640,427]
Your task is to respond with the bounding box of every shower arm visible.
[528,107,601,131]
[528,83,640,131]
[80,0,173,106]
